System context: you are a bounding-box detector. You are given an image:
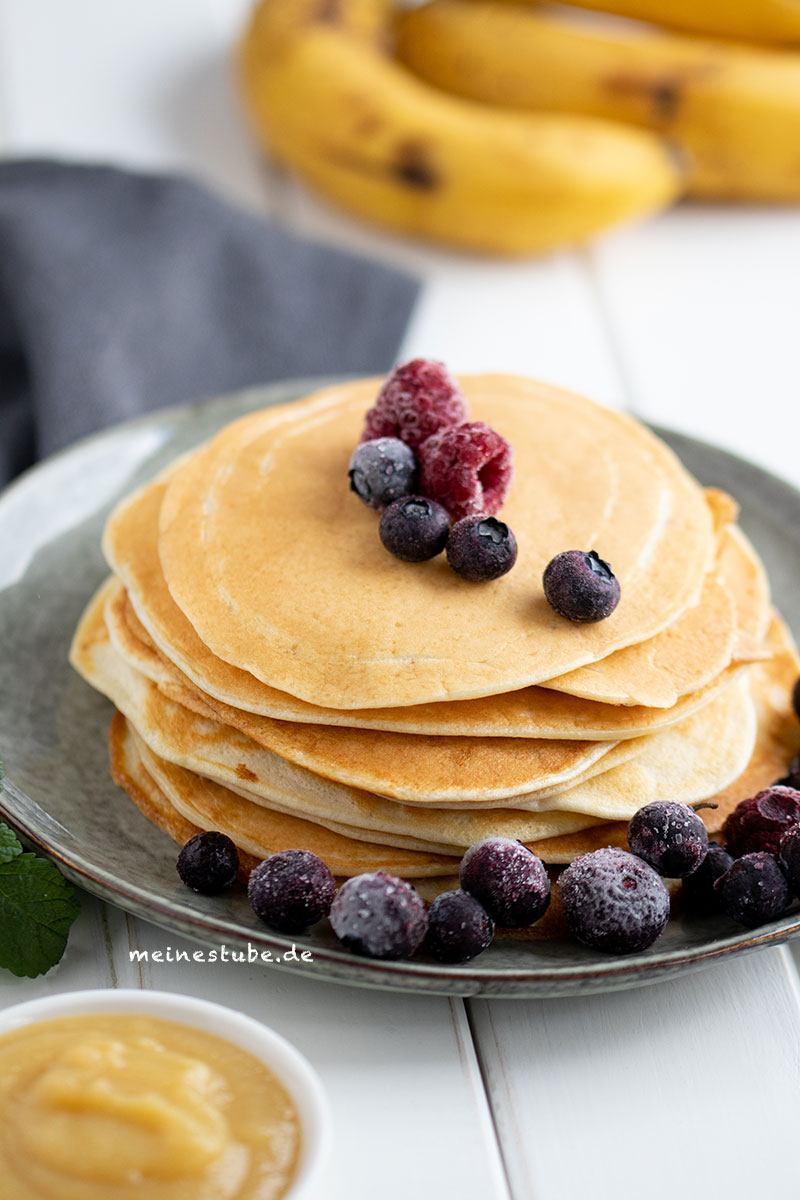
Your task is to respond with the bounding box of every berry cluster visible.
[349,360,517,583]
[175,831,556,965]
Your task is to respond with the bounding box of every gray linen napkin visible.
[0,160,420,485]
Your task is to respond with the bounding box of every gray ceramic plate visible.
[1,380,799,998]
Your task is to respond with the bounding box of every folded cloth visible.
[0,160,420,486]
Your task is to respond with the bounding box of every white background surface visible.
[2,3,800,1197]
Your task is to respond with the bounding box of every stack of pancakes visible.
[70,376,800,899]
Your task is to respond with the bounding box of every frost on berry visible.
[362,359,467,449]
[418,421,514,522]
[723,787,800,857]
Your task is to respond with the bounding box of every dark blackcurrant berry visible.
[379,495,450,562]
[543,549,620,623]
[446,515,517,582]
[628,801,709,877]
[248,849,335,933]
[329,872,427,959]
[559,848,669,954]
[177,831,239,894]
[426,890,494,963]
[459,838,550,927]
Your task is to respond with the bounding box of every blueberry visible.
[348,437,417,510]
[329,871,427,959]
[779,824,800,896]
[543,549,620,623]
[723,786,800,857]
[426,890,494,963]
[715,852,790,928]
[559,848,670,954]
[379,495,450,562]
[794,677,800,721]
[681,842,734,914]
[177,831,239,894]
[459,838,550,927]
[247,849,335,934]
[446,515,518,583]
[627,801,709,878]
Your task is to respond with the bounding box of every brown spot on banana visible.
[394,140,440,191]
[604,71,685,122]
[604,63,719,125]
[309,141,441,191]
[315,0,341,22]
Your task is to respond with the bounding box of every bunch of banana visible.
[237,0,680,255]
[397,1,800,200]
[496,0,800,45]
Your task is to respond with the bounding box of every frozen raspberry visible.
[627,801,709,878]
[460,838,550,928]
[543,550,620,623]
[418,422,513,522]
[177,832,239,895]
[329,872,427,959]
[362,359,467,449]
[715,852,790,928]
[248,849,335,933]
[723,786,800,857]
[559,848,669,955]
[426,890,494,963]
[681,843,734,914]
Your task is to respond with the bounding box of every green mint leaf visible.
[0,854,81,977]
[0,823,23,866]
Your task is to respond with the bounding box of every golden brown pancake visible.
[79,584,629,802]
[538,615,800,860]
[110,713,460,898]
[72,588,763,858]
[104,470,759,727]
[108,611,796,870]
[107,572,751,744]
[152,376,716,707]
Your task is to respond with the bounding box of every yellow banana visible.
[248,0,394,57]
[397,0,800,200]
[487,0,800,45]
[237,0,680,256]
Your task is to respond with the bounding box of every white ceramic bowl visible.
[0,988,331,1199]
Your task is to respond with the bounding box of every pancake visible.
[104,474,753,732]
[111,713,460,898]
[109,618,791,868]
[530,673,756,819]
[72,593,637,816]
[131,718,595,859]
[539,522,769,706]
[80,585,629,802]
[108,572,751,745]
[153,375,716,708]
[73,587,762,853]
[537,614,800,861]
[718,524,771,642]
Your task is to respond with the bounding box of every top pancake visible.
[105,478,756,733]
[153,376,716,708]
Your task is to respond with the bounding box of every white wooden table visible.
[2,4,800,1197]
